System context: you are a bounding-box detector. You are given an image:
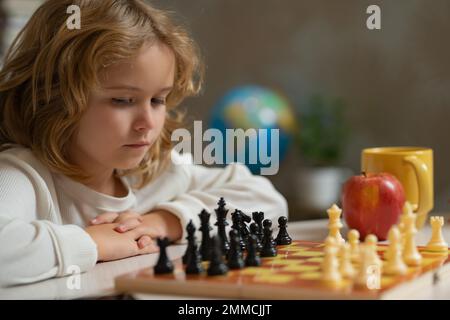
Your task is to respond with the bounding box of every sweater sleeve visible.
[153,151,289,243]
[0,163,97,287]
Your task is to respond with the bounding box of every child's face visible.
[69,42,175,173]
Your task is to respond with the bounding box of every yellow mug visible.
[361,147,433,229]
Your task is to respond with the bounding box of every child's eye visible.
[151,98,166,107]
[111,98,135,106]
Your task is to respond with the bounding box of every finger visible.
[114,218,143,233]
[116,211,143,223]
[90,212,119,225]
[138,241,159,255]
[137,235,152,249]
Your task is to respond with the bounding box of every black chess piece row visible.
[154,197,292,276]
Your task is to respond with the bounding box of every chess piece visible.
[383,226,407,276]
[275,216,292,245]
[324,236,338,253]
[183,220,196,264]
[207,236,229,276]
[185,240,204,275]
[327,204,345,245]
[227,229,245,269]
[339,243,356,278]
[249,222,263,252]
[231,209,246,250]
[347,229,360,263]
[245,234,261,267]
[426,216,449,254]
[214,197,230,255]
[399,202,414,240]
[199,209,213,261]
[402,213,422,266]
[154,237,174,274]
[354,245,381,289]
[321,245,343,287]
[365,234,383,270]
[252,211,264,242]
[260,219,277,257]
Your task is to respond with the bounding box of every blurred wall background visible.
[1,0,449,219]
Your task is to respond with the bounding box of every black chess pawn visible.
[199,209,212,261]
[275,216,292,245]
[183,220,196,264]
[260,219,277,257]
[227,229,245,269]
[154,237,174,274]
[214,197,230,255]
[207,236,229,276]
[249,222,263,252]
[252,211,264,242]
[245,234,261,267]
[231,209,246,250]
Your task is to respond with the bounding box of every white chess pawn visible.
[327,204,345,245]
[426,216,449,254]
[383,226,407,276]
[402,214,422,266]
[321,246,342,287]
[365,234,383,270]
[339,243,356,278]
[347,229,360,263]
[354,245,380,289]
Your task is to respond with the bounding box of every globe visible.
[209,85,297,175]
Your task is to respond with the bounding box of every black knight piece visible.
[275,216,292,245]
[214,197,230,255]
[154,237,174,274]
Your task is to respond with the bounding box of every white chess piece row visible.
[322,203,449,288]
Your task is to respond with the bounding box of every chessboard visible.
[115,240,450,299]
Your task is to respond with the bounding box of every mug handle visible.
[404,156,433,228]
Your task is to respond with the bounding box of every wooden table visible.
[1,217,450,300]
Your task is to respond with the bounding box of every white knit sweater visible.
[0,145,288,287]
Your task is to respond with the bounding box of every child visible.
[0,0,287,287]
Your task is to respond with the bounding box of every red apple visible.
[342,172,405,241]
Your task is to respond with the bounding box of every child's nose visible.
[134,105,156,132]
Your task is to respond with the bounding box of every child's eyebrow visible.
[103,85,173,93]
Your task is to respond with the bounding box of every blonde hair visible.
[0,0,203,188]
